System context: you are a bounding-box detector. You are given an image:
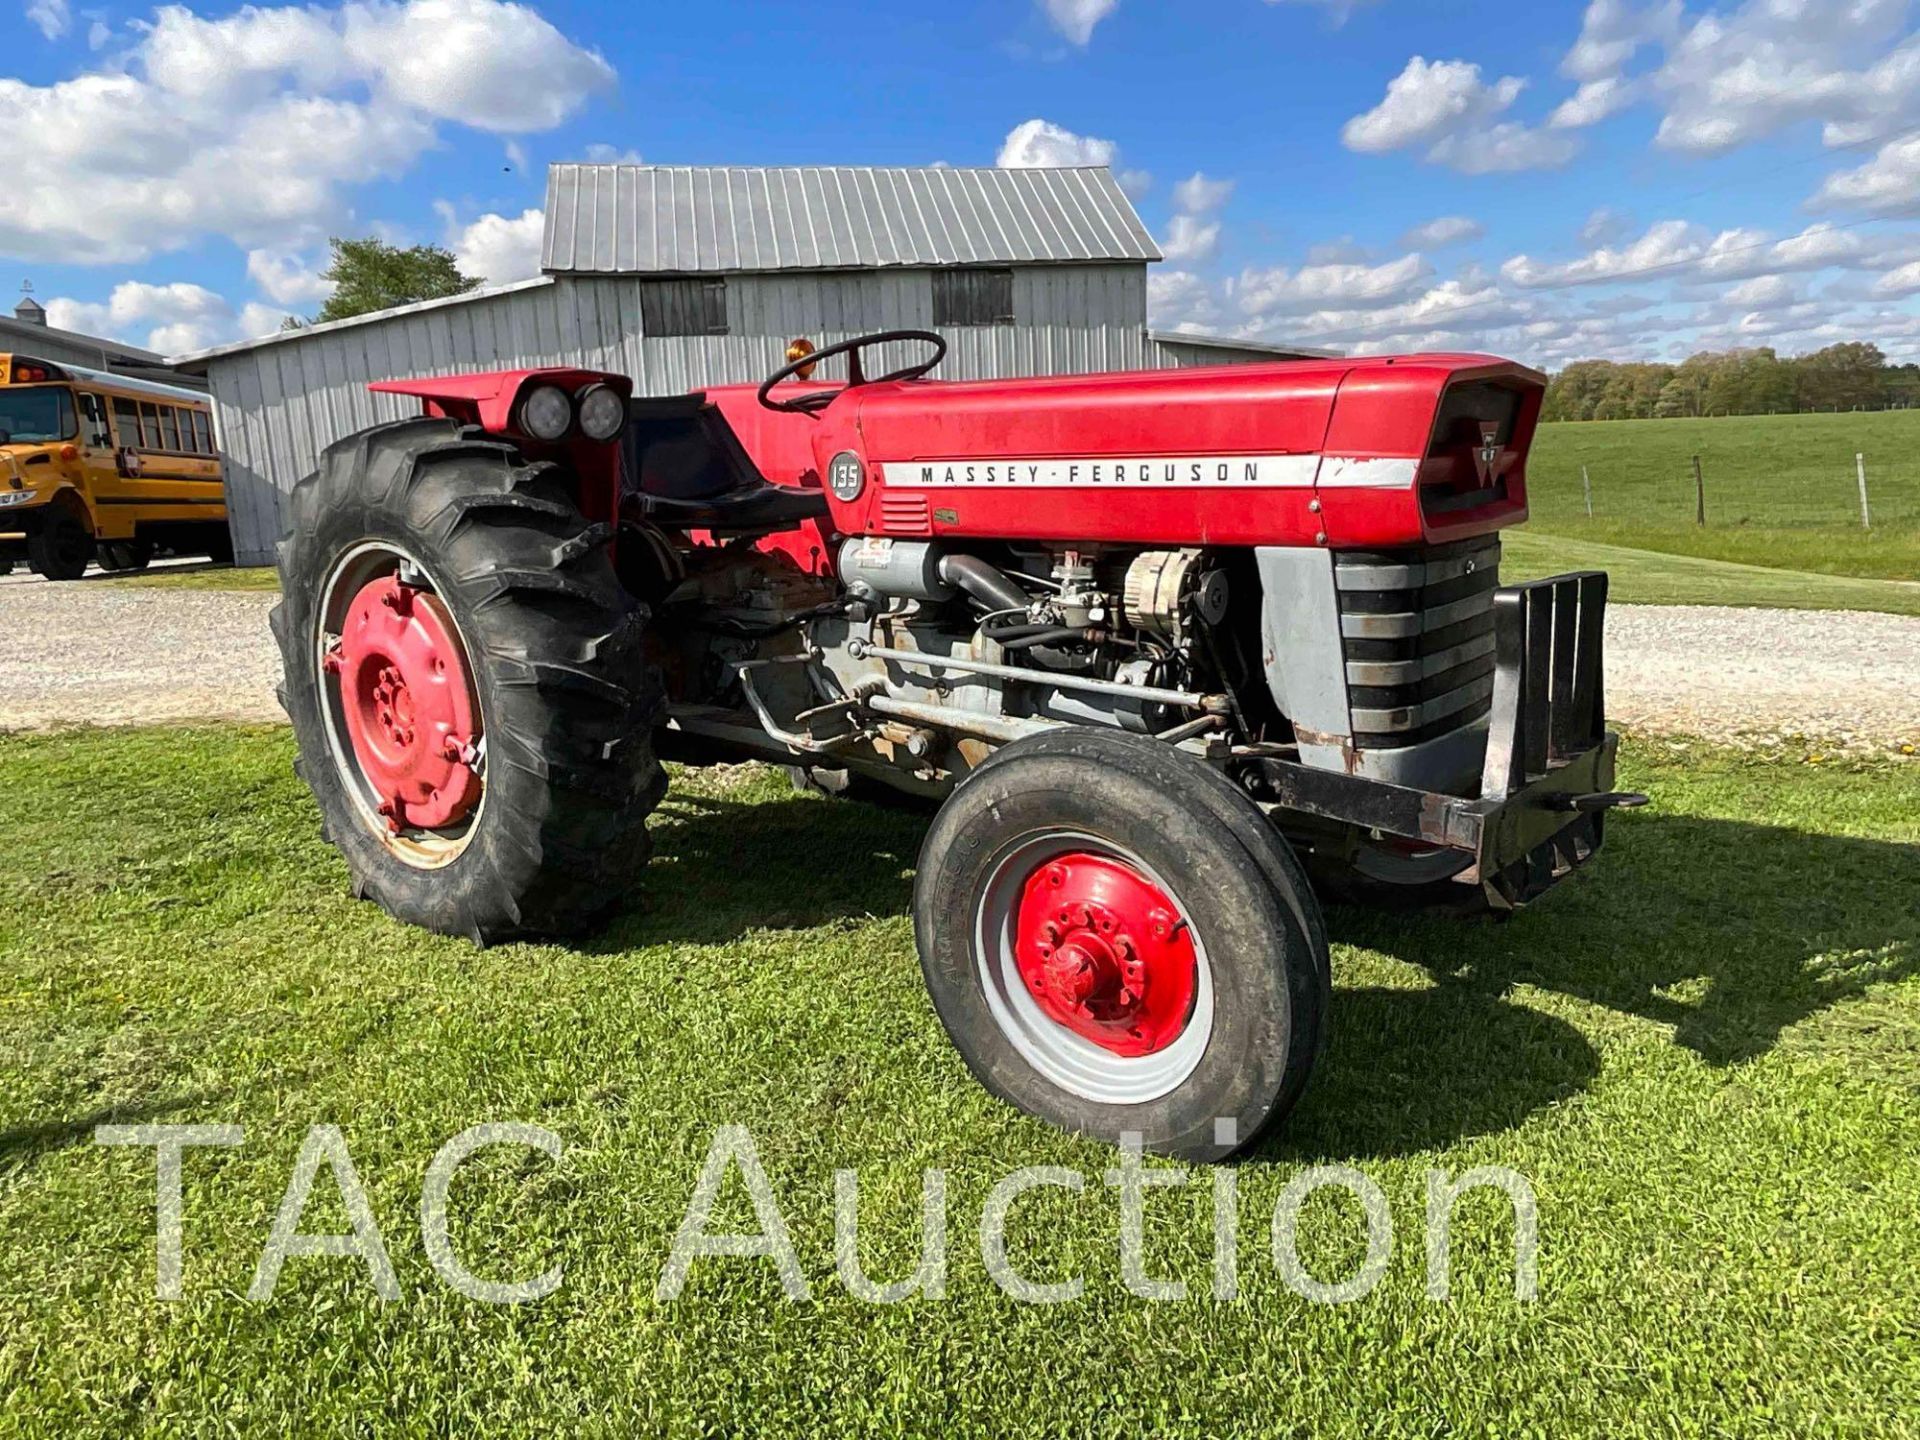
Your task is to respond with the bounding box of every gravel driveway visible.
[0,582,283,730]
[2,581,1917,749]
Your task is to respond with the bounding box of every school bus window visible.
[139,403,162,450]
[78,393,111,448]
[111,396,139,448]
[0,386,76,443]
[162,408,182,452]
[192,411,213,454]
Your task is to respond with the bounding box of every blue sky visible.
[7,0,1920,365]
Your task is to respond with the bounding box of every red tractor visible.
[274,331,1640,1159]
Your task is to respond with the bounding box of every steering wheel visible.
[757,330,948,415]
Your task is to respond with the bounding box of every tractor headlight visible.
[518,384,573,442]
[576,384,626,442]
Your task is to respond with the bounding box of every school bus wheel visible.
[99,539,154,572]
[26,500,94,581]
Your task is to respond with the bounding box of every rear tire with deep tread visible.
[272,418,666,944]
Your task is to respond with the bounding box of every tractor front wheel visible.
[914,729,1329,1161]
[272,419,666,943]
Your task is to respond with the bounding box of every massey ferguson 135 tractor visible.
[274,330,1642,1160]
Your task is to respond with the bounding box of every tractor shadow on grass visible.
[602,782,1919,1160]
[1324,809,1920,1081]
[0,1092,225,1180]
[593,786,929,950]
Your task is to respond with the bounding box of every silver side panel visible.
[1255,547,1353,774]
[1258,541,1501,793]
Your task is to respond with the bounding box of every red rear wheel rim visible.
[1011,851,1199,1058]
[324,569,482,838]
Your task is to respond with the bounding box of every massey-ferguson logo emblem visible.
[1475,423,1503,485]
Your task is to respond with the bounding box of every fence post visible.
[1581,465,1593,518]
[1693,455,1706,527]
[1857,453,1872,530]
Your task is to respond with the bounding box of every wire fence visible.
[1528,415,1920,532]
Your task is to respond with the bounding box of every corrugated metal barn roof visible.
[542,164,1162,274]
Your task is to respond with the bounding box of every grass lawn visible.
[100,566,280,592]
[1529,412,1920,583]
[1501,529,1920,615]
[2,726,1916,1435]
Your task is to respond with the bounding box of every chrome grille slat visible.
[1335,539,1504,750]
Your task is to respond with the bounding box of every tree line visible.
[1541,343,1920,421]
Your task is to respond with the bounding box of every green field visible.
[1528,410,1920,584]
[1501,530,1920,615]
[3,726,1917,1435]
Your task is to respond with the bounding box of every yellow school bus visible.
[0,352,229,580]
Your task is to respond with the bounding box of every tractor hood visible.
[712,353,1545,551]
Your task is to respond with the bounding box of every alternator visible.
[1121,549,1227,644]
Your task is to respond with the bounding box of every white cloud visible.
[449,207,546,285]
[0,0,610,264]
[1551,76,1635,128]
[1717,273,1800,308]
[582,143,643,165]
[1875,259,1920,295]
[1817,134,1920,213]
[46,281,290,354]
[26,0,69,40]
[1342,56,1576,173]
[1039,0,1116,46]
[997,118,1145,194]
[1580,207,1636,247]
[245,249,335,307]
[1400,215,1484,250]
[1234,252,1435,317]
[1172,172,1234,214]
[1146,269,1220,329]
[341,0,613,132]
[997,117,1117,169]
[1344,58,1524,154]
[86,18,108,48]
[1562,0,1674,83]
[1306,239,1372,266]
[1161,215,1221,264]
[1567,0,1920,159]
[1431,121,1579,174]
[1504,219,1891,290]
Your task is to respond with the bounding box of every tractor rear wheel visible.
[27,506,93,580]
[914,729,1329,1161]
[272,418,667,944]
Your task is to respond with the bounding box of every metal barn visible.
[171,164,1318,565]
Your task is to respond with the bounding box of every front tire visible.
[272,419,666,943]
[27,506,93,580]
[914,730,1329,1161]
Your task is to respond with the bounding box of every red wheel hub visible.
[326,575,481,833]
[1012,853,1197,1058]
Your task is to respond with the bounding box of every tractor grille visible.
[1334,536,1503,750]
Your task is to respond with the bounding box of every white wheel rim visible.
[974,830,1214,1106]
